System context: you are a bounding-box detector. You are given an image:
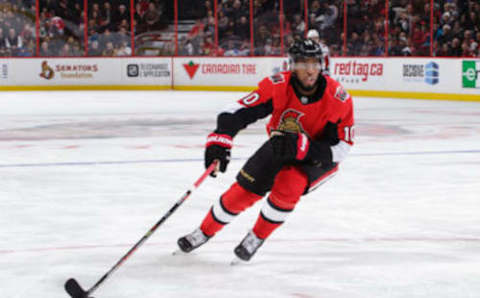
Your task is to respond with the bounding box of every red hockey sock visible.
[200,211,225,237]
[252,195,296,239]
[252,167,307,239]
[252,213,282,239]
[200,182,262,237]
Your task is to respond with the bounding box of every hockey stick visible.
[65,161,218,298]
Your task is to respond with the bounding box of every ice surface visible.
[0,91,479,298]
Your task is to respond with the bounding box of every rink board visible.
[0,58,173,88]
[0,57,479,101]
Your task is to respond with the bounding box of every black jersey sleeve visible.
[215,100,273,137]
[214,76,279,137]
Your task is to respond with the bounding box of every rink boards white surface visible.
[0,91,479,298]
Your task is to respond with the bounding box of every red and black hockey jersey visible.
[215,71,354,163]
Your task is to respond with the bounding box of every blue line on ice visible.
[0,149,479,168]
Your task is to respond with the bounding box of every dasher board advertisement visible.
[3,58,172,86]
[331,57,480,96]
[174,57,289,87]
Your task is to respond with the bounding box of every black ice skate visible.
[233,230,265,261]
[177,228,210,253]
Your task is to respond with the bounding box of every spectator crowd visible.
[388,0,480,57]
[38,0,85,57]
[431,0,479,57]
[0,0,36,56]
[177,0,342,57]
[1,0,479,57]
[344,0,480,57]
[87,0,132,56]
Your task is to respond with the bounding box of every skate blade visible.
[230,256,246,266]
[172,249,184,256]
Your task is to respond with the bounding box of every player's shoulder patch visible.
[268,73,286,84]
[334,85,349,102]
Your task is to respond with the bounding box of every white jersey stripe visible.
[260,199,292,223]
[212,198,237,224]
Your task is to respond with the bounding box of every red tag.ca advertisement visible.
[332,59,385,87]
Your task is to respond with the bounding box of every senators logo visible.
[39,61,54,80]
[277,109,306,134]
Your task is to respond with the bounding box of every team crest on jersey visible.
[334,86,349,102]
[277,109,306,134]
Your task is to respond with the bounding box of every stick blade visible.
[65,278,90,298]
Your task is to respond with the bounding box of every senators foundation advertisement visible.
[2,58,172,87]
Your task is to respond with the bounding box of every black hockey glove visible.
[205,132,233,177]
[269,130,310,163]
[306,122,339,167]
[270,129,335,167]
[321,121,340,145]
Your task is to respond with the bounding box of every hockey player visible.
[307,29,330,76]
[177,38,354,262]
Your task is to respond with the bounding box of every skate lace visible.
[186,228,207,246]
[242,231,263,254]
